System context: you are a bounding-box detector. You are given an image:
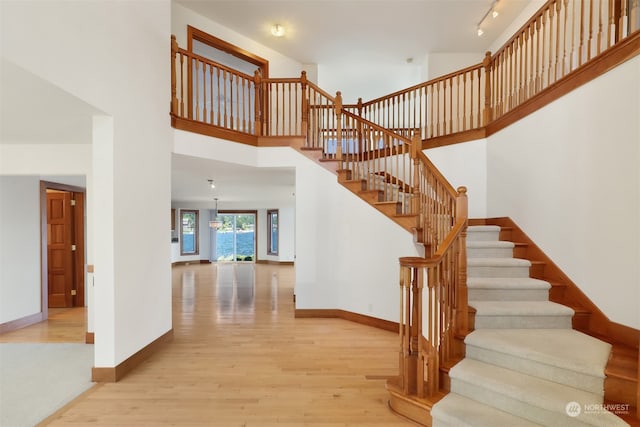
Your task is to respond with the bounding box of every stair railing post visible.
[415,266,425,398]
[411,134,422,231]
[455,186,469,340]
[170,35,178,118]
[483,51,493,126]
[356,97,364,154]
[426,266,439,397]
[334,91,343,160]
[300,71,308,142]
[253,70,262,136]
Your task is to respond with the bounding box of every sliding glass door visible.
[214,213,255,262]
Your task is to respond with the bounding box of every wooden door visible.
[47,191,73,308]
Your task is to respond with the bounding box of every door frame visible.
[40,181,86,318]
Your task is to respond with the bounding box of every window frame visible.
[180,209,199,256]
[267,209,279,256]
[187,26,269,78]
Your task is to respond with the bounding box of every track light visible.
[477,0,499,37]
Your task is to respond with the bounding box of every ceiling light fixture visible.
[209,198,223,229]
[476,0,499,37]
[270,24,286,38]
[208,179,216,189]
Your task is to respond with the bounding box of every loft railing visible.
[353,0,638,143]
[488,0,637,121]
[352,64,486,142]
[171,35,337,150]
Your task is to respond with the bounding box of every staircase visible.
[431,225,630,426]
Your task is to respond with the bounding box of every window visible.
[267,209,278,256]
[188,26,269,77]
[180,210,199,255]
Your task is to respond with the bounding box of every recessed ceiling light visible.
[271,24,285,38]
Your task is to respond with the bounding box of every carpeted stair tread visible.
[449,359,629,426]
[466,225,501,241]
[470,300,574,316]
[464,329,611,394]
[467,277,551,290]
[467,240,515,249]
[468,257,531,267]
[465,329,610,377]
[432,393,543,427]
[467,240,516,258]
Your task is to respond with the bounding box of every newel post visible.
[455,186,469,339]
[300,71,308,139]
[482,51,493,126]
[335,91,343,160]
[170,35,178,117]
[253,70,263,136]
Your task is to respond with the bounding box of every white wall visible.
[1,1,173,367]
[318,60,422,104]
[0,177,41,323]
[172,2,302,78]
[486,56,640,329]
[425,139,488,219]
[425,53,485,81]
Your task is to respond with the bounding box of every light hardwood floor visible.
[39,263,412,426]
[0,308,87,344]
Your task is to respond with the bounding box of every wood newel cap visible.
[300,70,307,84]
[483,51,492,68]
[253,69,261,84]
[457,186,467,196]
[335,91,343,109]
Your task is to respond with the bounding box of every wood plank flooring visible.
[40,263,413,426]
[0,308,87,344]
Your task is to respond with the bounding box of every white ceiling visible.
[172,154,295,207]
[176,0,532,64]
[1,1,533,205]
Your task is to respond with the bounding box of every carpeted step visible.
[467,225,501,242]
[449,358,629,426]
[468,257,531,278]
[470,301,574,329]
[431,393,543,427]
[467,240,515,258]
[465,329,611,395]
[467,277,551,301]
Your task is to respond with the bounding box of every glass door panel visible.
[215,213,255,261]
